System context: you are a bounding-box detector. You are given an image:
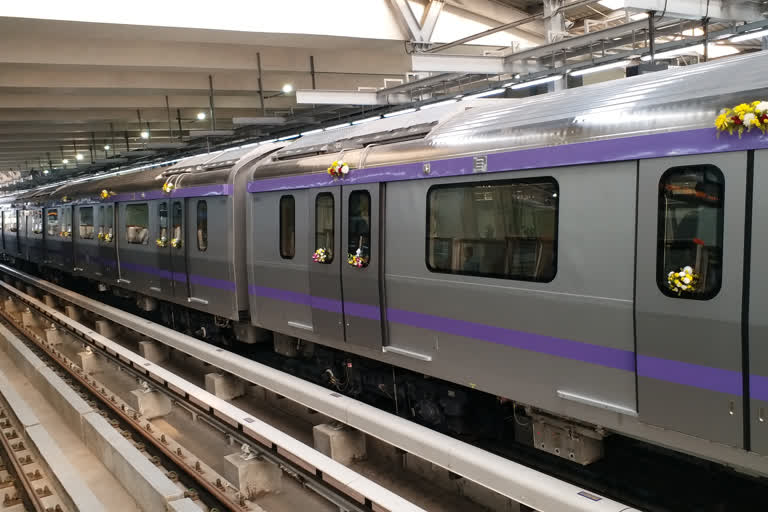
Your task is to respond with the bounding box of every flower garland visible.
[162,182,174,194]
[100,189,115,200]
[715,101,768,136]
[313,248,331,263]
[59,230,71,238]
[667,266,698,295]
[156,235,168,248]
[347,248,368,268]
[170,237,182,249]
[327,161,350,179]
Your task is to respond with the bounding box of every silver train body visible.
[3,51,768,476]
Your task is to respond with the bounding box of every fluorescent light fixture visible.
[300,129,323,136]
[641,45,701,61]
[421,99,459,109]
[282,83,294,94]
[505,75,563,89]
[104,144,110,151]
[569,60,629,77]
[352,116,381,125]
[326,122,351,131]
[277,133,300,141]
[43,169,49,175]
[75,154,84,161]
[196,112,206,120]
[464,88,506,99]
[384,108,417,118]
[62,159,69,165]
[598,0,624,9]
[260,138,277,144]
[730,29,768,43]
[140,130,150,139]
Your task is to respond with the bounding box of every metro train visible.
[4,51,768,477]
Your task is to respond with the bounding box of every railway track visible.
[0,263,643,512]
[0,277,427,511]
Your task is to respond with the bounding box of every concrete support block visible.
[24,285,37,298]
[313,423,366,465]
[138,340,169,364]
[42,294,57,308]
[21,309,38,329]
[95,319,118,339]
[77,350,99,374]
[81,412,183,512]
[44,326,63,346]
[222,452,282,498]
[204,373,245,400]
[126,389,172,419]
[65,305,81,322]
[3,297,19,313]
[31,366,92,439]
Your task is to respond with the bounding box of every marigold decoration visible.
[100,189,115,200]
[715,101,768,136]
[326,161,350,179]
[170,237,182,249]
[59,230,71,238]
[667,266,699,295]
[156,236,168,248]
[347,248,368,268]
[103,233,113,243]
[97,232,105,240]
[313,248,331,263]
[162,182,174,194]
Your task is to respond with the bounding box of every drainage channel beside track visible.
[0,264,640,512]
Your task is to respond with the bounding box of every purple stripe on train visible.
[107,183,234,202]
[750,375,768,402]
[637,355,743,396]
[246,128,768,193]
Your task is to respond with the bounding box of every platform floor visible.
[0,337,140,512]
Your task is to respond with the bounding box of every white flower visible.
[678,271,685,277]
[683,266,693,274]
[355,248,362,256]
[683,277,691,284]
[756,101,768,113]
[744,113,756,125]
[668,271,674,278]
[341,165,349,174]
[719,108,728,115]
[681,285,688,290]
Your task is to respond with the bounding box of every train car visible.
[245,51,768,476]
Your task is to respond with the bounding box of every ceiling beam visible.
[295,89,411,105]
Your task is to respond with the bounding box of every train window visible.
[62,208,72,238]
[126,203,149,245]
[5,211,17,234]
[46,209,58,236]
[172,202,182,246]
[279,196,295,259]
[158,202,168,243]
[426,178,558,282]
[31,210,42,235]
[98,206,104,235]
[348,191,371,268]
[79,207,94,239]
[657,165,724,300]
[197,201,207,252]
[314,193,334,263]
[105,205,113,236]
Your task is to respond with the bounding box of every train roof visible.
[250,51,768,180]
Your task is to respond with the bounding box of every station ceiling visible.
[0,0,764,190]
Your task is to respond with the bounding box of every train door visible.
[341,184,383,349]
[155,201,173,294]
[308,187,344,343]
[170,199,189,301]
[98,204,117,280]
[748,149,768,454]
[635,153,746,448]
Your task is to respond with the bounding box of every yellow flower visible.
[715,114,729,130]
[753,101,762,107]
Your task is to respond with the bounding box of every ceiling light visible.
[43,169,49,175]
[598,0,624,9]
[326,122,352,131]
[505,75,563,89]
[62,159,69,165]
[104,144,110,151]
[75,154,84,161]
[300,128,323,136]
[259,138,277,144]
[140,130,149,139]
[464,88,506,99]
[282,84,294,94]
[277,133,300,141]
[421,99,459,109]
[352,116,381,125]
[569,60,629,77]
[383,108,418,118]
[196,112,206,120]
[730,29,768,43]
